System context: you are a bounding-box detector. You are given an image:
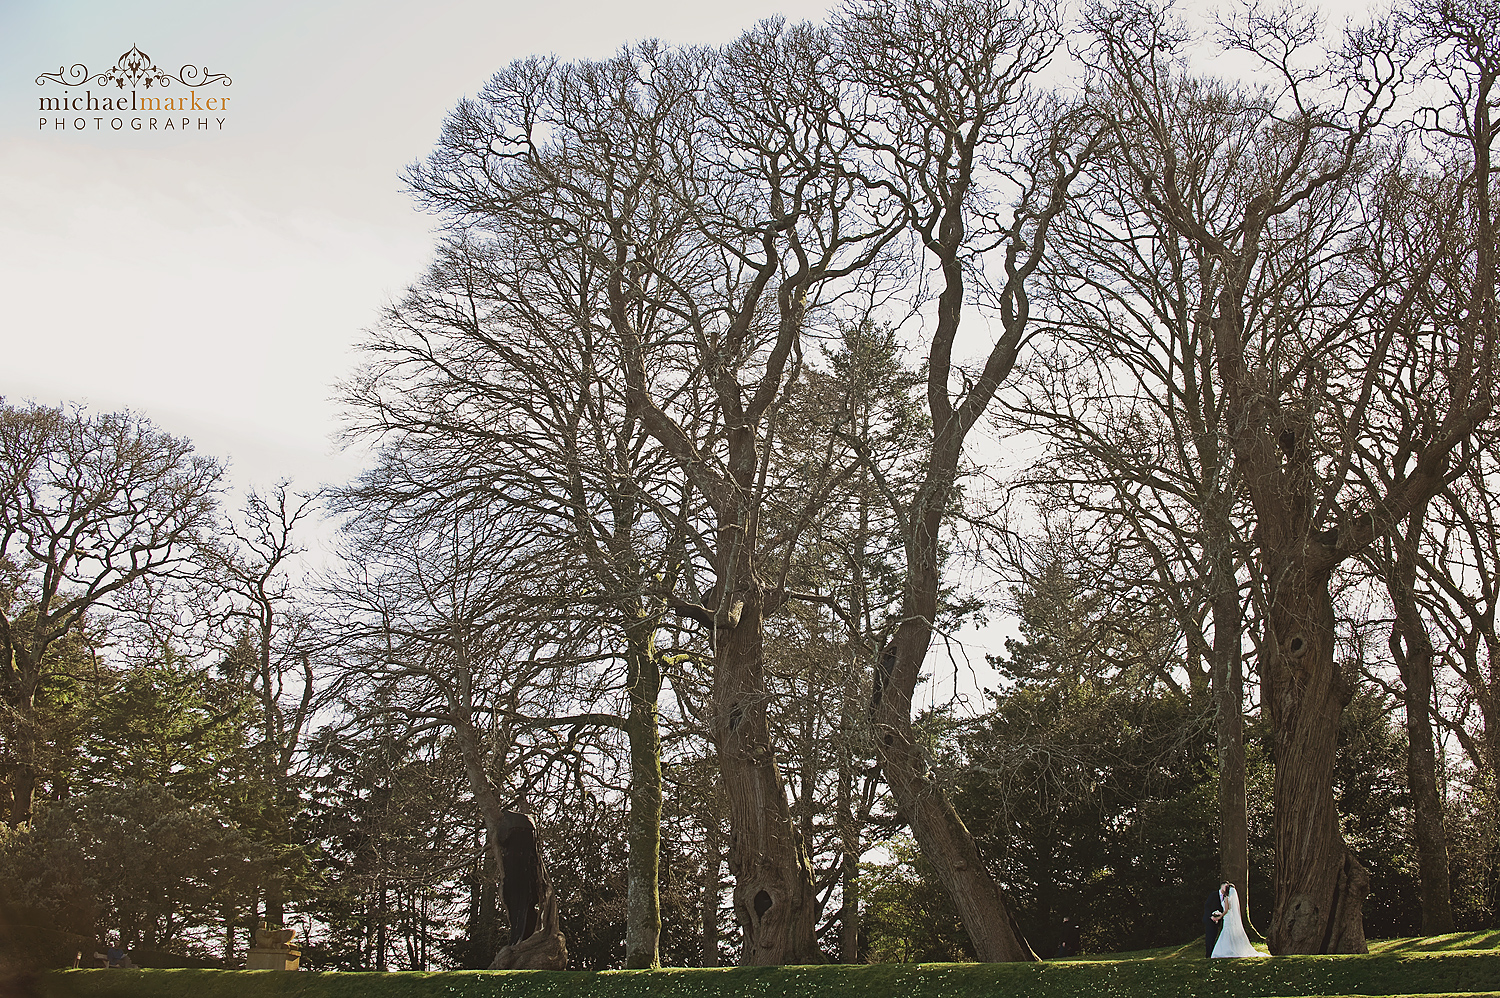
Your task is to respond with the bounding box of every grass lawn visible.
[30,932,1499,998]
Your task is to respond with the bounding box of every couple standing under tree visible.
[1202,883,1266,958]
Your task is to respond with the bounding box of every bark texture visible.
[1386,511,1456,933]
[624,627,664,968]
[1210,565,1252,932]
[715,590,818,965]
[1262,559,1369,954]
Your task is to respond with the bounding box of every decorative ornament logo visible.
[36,44,232,90]
[35,45,233,133]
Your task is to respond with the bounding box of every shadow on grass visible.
[1370,932,1500,954]
[1049,931,1494,964]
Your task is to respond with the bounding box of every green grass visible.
[1065,930,1500,963]
[1370,933,1500,955]
[30,936,1499,998]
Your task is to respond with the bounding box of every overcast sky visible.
[0,0,840,494]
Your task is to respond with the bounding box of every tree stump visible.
[488,888,567,970]
[487,811,567,970]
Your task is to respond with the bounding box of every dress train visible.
[1210,886,1267,958]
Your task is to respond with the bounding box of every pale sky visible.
[0,0,838,494]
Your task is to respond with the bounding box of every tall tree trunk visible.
[223,906,235,964]
[263,875,285,930]
[376,871,388,971]
[621,280,817,964]
[839,850,859,963]
[1263,559,1370,954]
[463,824,500,968]
[715,590,818,965]
[871,492,1037,963]
[701,797,721,968]
[7,661,41,828]
[838,445,875,965]
[624,625,663,969]
[9,762,35,830]
[836,679,860,964]
[1209,543,1251,931]
[1386,511,1456,933]
[1485,633,1500,801]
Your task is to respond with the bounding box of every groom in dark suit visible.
[1202,883,1227,957]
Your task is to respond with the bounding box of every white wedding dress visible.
[1211,887,1267,958]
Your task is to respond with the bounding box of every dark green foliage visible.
[1445,778,1499,930]
[857,838,973,962]
[438,831,499,971]
[945,561,1220,955]
[547,800,629,969]
[922,558,1480,958]
[0,620,102,819]
[72,663,253,811]
[0,784,262,957]
[295,723,467,971]
[1334,690,1420,939]
[538,797,707,970]
[0,402,223,829]
[953,680,1220,955]
[653,834,706,969]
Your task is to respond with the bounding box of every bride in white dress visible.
[1211,885,1268,958]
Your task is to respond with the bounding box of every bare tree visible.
[1008,79,1269,920]
[1420,457,1500,794]
[342,140,724,964]
[1404,0,1500,891]
[329,505,619,968]
[1083,0,1494,952]
[401,25,905,962]
[1351,156,1487,933]
[211,483,325,931]
[1374,507,1457,932]
[835,0,1097,961]
[0,402,221,827]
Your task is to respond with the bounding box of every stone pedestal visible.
[245,947,301,971]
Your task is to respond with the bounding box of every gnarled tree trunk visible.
[1263,557,1369,954]
[715,587,818,965]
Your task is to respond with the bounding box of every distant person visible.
[1055,916,1082,958]
[1203,883,1227,958]
[1210,883,1267,958]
